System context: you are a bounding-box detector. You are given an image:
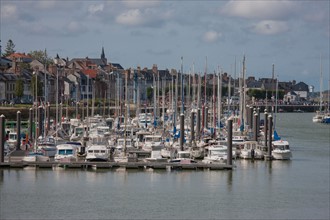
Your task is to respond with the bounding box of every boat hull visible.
[272,150,292,160]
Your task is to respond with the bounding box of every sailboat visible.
[272,74,292,160]
[313,55,324,123]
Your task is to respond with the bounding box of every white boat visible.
[85,144,110,162]
[190,145,204,159]
[6,131,17,149]
[138,113,153,128]
[142,135,164,152]
[70,126,85,141]
[38,136,57,157]
[116,138,134,150]
[170,151,197,164]
[134,131,152,149]
[202,145,228,164]
[313,111,324,123]
[240,141,266,160]
[272,140,292,160]
[54,144,79,162]
[22,152,50,162]
[144,150,168,162]
[313,57,324,123]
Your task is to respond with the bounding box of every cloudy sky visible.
[1,0,329,91]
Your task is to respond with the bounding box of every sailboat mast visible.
[218,66,222,136]
[197,72,201,109]
[192,62,195,109]
[320,54,323,112]
[162,77,165,130]
[124,70,128,156]
[213,70,216,137]
[181,56,184,114]
[174,68,178,134]
[153,71,156,127]
[274,73,279,129]
[202,57,207,131]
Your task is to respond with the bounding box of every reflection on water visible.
[0,113,329,220]
[0,169,3,183]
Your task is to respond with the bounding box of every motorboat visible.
[144,150,168,163]
[240,141,266,160]
[22,152,50,162]
[202,145,228,164]
[312,111,324,123]
[142,135,164,152]
[6,131,17,149]
[272,140,292,160]
[85,144,110,162]
[54,144,79,162]
[37,136,57,157]
[70,126,85,141]
[170,151,197,164]
[116,138,134,150]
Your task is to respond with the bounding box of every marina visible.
[1,1,329,219]
[1,113,329,220]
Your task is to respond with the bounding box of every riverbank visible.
[0,104,320,120]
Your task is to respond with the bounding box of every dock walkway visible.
[0,160,234,171]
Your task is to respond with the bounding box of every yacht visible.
[240,141,266,160]
[54,144,79,162]
[142,135,164,152]
[37,136,57,157]
[22,152,50,162]
[170,151,197,164]
[85,144,110,162]
[202,145,228,164]
[144,150,168,163]
[272,140,292,160]
[70,126,85,141]
[6,131,17,149]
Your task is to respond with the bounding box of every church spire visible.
[101,47,105,60]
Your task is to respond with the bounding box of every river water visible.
[1,113,329,220]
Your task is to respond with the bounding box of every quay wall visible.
[0,104,319,120]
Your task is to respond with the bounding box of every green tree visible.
[15,78,24,98]
[3,39,16,57]
[29,49,53,65]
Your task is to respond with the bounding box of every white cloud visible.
[1,4,18,20]
[88,4,104,14]
[116,9,146,26]
[250,20,289,35]
[203,31,222,43]
[115,8,168,27]
[122,0,161,8]
[222,0,297,20]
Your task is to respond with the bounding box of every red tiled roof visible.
[82,69,97,78]
[6,52,32,59]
